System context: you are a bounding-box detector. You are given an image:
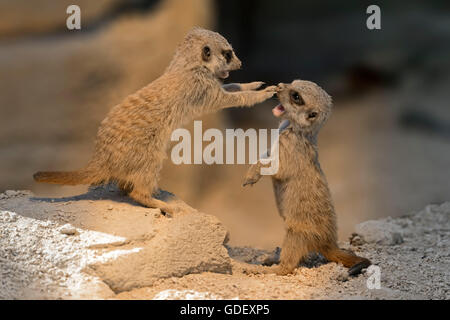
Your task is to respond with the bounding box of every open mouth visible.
[272,104,285,117]
[218,70,229,79]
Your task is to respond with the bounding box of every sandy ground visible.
[117,204,450,300]
[0,188,448,300]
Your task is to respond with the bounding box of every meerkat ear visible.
[202,46,211,62]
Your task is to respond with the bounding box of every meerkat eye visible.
[290,90,304,105]
[222,50,232,63]
[202,46,211,61]
[308,112,318,120]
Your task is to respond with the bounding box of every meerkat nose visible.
[236,58,242,69]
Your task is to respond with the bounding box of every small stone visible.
[391,232,404,245]
[1,211,18,222]
[5,190,17,197]
[59,224,77,235]
[349,233,366,246]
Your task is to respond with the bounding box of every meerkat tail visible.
[322,247,371,276]
[33,169,94,185]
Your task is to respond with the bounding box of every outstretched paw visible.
[256,85,277,101]
[264,85,277,93]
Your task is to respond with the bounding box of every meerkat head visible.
[168,27,241,79]
[273,80,332,133]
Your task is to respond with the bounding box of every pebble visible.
[59,224,77,235]
[1,211,18,222]
[349,233,366,246]
[336,272,349,282]
[391,232,404,245]
[5,190,17,197]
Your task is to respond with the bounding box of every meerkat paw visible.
[243,264,293,276]
[264,85,277,93]
[240,81,265,91]
[270,265,295,276]
[253,86,277,103]
[262,85,277,98]
[159,203,189,216]
[241,264,272,275]
[242,174,261,187]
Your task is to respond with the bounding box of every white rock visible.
[59,224,77,235]
[5,190,17,197]
[1,210,18,223]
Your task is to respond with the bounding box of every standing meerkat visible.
[243,80,371,276]
[34,27,276,214]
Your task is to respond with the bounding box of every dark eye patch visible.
[222,50,233,63]
[289,90,304,105]
[202,46,211,61]
[307,112,318,119]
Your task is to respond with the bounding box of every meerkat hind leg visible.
[272,230,310,275]
[128,188,176,215]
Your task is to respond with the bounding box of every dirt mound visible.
[0,186,230,298]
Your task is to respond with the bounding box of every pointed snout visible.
[230,55,242,70]
[277,83,286,91]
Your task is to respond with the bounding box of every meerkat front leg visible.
[269,229,309,275]
[216,85,277,110]
[222,82,265,92]
[243,162,263,186]
[238,81,265,91]
[243,139,281,186]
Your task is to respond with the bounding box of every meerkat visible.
[34,27,276,214]
[243,80,371,276]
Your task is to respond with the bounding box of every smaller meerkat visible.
[34,27,276,214]
[243,80,371,276]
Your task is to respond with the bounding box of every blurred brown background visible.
[1,0,449,249]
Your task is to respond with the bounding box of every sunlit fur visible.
[244,80,371,275]
[34,27,276,213]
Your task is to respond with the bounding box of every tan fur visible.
[34,27,276,213]
[243,80,371,275]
